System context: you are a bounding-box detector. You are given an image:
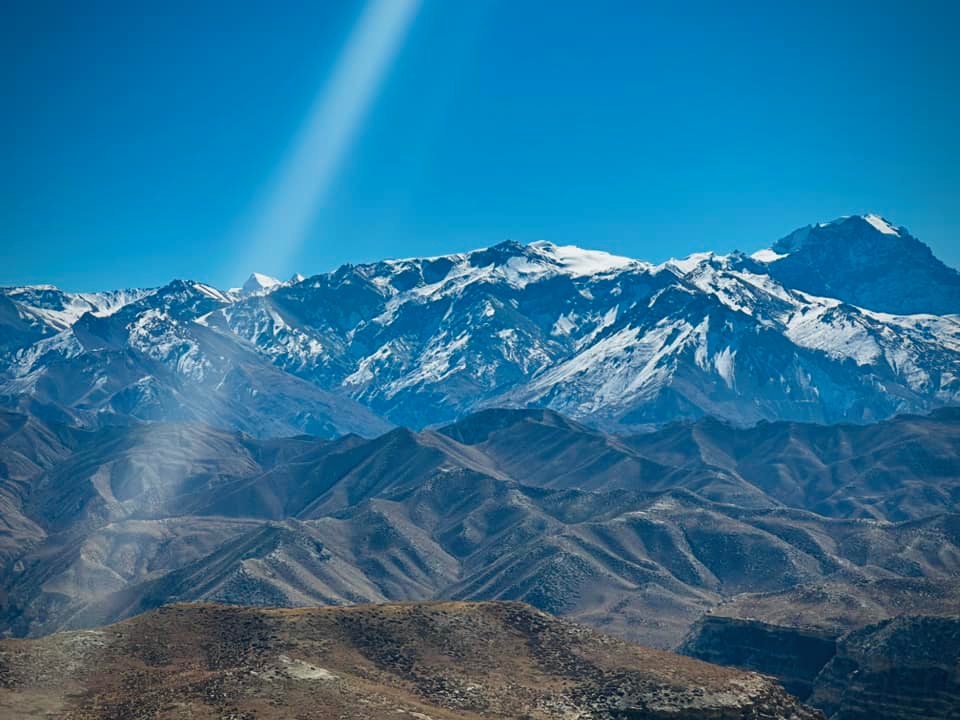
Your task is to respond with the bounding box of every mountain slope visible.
[3,407,959,649]
[0,279,390,438]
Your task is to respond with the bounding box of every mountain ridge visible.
[2,405,957,646]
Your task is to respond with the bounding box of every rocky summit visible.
[0,601,822,720]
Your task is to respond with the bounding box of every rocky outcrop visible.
[809,616,960,720]
[681,609,960,720]
[680,616,838,699]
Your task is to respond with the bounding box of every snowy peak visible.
[2,213,958,438]
[771,213,907,255]
[348,240,652,303]
[241,272,281,296]
[764,214,959,315]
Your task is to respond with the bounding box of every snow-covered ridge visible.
[664,252,720,274]
[347,242,661,317]
[2,212,958,434]
[0,286,154,333]
[527,240,642,275]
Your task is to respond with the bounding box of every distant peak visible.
[815,213,905,237]
[241,272,281,296]
[771,213,910,255]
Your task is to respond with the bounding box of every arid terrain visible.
[0,601,822,720]
[2,217,959,719]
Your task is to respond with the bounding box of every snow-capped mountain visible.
[1,214,958,435]
[232,272,307,298]
[0,279,388,438]
[239,272,281,296]
[0,285,152,355]
[761,214,960,315]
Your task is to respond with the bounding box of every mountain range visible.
[2,405,957,643]
[1,404,958,718]
[2,213,960,719]
[2,213,958,435]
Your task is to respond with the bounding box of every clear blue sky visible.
[4,0,958,291]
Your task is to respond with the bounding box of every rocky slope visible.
[680,578,960,716]
[809,615,960,720]
[0,601,823,720]
[2,214,959,434]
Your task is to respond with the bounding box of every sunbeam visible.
[232,0,422,282]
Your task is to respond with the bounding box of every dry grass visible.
[0,601,821,719]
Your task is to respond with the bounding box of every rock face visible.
[0,601,823,720]
[680,616,837,699]
[680,584,960,719]
[768,214,960,316]
[809,616,960,720]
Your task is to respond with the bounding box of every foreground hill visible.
[0,601,821,720]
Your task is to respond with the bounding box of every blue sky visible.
[3,0,958,291]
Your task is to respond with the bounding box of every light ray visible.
[232,0,422,281]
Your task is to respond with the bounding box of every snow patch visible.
[750,249,788,263]
[528,241,638,276]
[552,313,575,336]
[863,213,900,236]
[714,346,736,388]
